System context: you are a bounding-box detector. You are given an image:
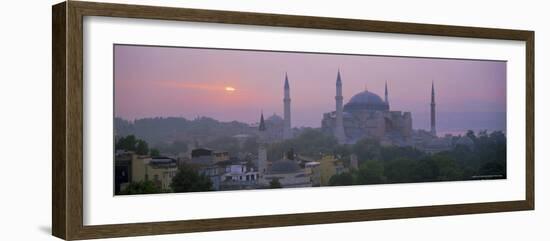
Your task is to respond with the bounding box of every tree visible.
[466,130,477,142]
[329,172,354,186]
[170,164,213,193]
[115,135,150,156]
[352,138,382,163]
[381,146,425,162]
[411,158,439,182]
[115,135,138,151]
[333,145,352,160]
[269,179,282,188]
[432,154,463,181]
[135,139,149,155]
[355,160,386,185]
[149,148,160,157]
[120,180,161,195]
[384,158,416,183]
[478,161,506,178]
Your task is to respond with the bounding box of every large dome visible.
[344,90,389,112]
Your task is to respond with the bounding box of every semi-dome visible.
[344,90,389,112]
[267,113,283,123]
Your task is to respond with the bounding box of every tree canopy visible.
[269,179,282,188]
[120,180,161,195]
[115,135,149,155]
[170,163,213,193]
[329,130,506,186]
[149,148,160,157]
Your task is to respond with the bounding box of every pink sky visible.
[114,45,506,131]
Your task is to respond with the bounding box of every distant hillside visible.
[115,117,257,148]
[412,111,506,134]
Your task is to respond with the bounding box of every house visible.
[115,152,178,193]
[218,158,260,190]
[318,155,347,186]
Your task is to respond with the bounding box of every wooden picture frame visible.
[52,1,534,240]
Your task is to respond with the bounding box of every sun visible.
[225,86,236,92]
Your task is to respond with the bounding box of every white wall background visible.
[0,0,547,240]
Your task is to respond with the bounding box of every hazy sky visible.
[114,45,506,133]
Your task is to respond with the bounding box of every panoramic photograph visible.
[113,44,507,195]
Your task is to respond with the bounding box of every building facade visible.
[317,155,347,186]
[115,152,178,193]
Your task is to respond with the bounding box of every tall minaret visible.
[430,81,436,136]
[385,81,389,107]
[334,70,346,144]
[258,112,268,175]
[283,73,292,140]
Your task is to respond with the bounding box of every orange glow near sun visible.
[225,86,236,92]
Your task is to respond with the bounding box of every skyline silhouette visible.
[114,45,506,134]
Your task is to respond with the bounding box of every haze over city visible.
[114,44,508,195]
[114,45,506,134]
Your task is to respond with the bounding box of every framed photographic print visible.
[52,1,534,240]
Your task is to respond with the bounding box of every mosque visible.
[254,71,446,187]
[261,70,438,146]
[321,70,434,145]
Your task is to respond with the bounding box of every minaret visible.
[334,70,346,144]
[258,112,267,175]
[283,73,292,140]
[430,81,436,136]
[385,81,389,106]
